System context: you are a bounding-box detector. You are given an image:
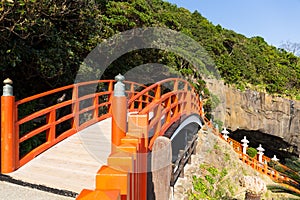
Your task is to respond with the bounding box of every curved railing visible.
[16,80,114,168]
[205,123,300,195]
[77,78,203,200]
[127,78,202,149]
[224,137,298,184]
[1,79,148,172]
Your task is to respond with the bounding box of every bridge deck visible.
[8,118,112,194]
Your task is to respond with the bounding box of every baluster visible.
[46,109,56,142]
[179,150,185,178]
[72,85,79,130]
[188,141,192,164]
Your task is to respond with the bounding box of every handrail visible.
[206,122,300,194]
[171,134,198,186]
[15,80,115,168]
[77,77,203,200]
[78,78,202,199]
[4,79,149,171]
[128,78,202,150]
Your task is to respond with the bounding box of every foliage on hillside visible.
[1,0,300,100]
[268,157,300,193]
[174,130,300,199]
[0,0,104,98]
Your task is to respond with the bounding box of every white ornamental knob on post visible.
[271,155,279,162]
[241,136,249,155]
[114,73,125,97]
[221,127,229,141]
[256,144,265,163]
[3,78,13,96]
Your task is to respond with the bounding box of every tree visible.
[1,0,300,101]
[280,40,300,56]
[0,0,103,98]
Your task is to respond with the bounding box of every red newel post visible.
[111,74,127,152]
[1,78,17,173]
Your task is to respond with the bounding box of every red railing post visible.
[1,78,17,173]
[112,74,127,152]
[155,85,161,100]
[72,85,79,130]
[46,110,56,142]
[93,92,99,120]
[108,80,114,114]
[173,79,178,91]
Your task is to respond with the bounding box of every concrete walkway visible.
[0,180,75,200]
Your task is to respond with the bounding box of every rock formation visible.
[205,79,300,155]
[240,176,267,199]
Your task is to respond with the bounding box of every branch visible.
[5,26,31,40]
[0,7,12,23]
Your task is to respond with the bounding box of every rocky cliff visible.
[206,79,300,155]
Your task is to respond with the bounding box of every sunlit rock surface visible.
[207,79,300,155]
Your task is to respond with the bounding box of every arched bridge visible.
[1,76,204,200]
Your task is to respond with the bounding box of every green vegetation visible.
[224,152,231,162]
[1,0,300,101]
[285,156,300,172]
[268,157,300,192]
[1,0,104,98]
[188,133,300,199]
[186,137,245,200]
[189,165,232,200]
[212,119,223,132]
[267,185,300,198]
[246,147,258,158]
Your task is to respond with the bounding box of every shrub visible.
[247,147,258,158]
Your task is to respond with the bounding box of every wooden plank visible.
[151,136,172,200]
[8,118,112,193]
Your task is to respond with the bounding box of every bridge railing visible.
[201,114,300,194]
[223,137,299,185]
[171,134,198,186]
[15,80,115,169]
[209,126,300,193]
[77,77,203,200]
[1,79,148,173]
[128,78,202,150]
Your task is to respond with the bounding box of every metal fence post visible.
[1,78,17,173]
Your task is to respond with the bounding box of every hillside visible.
[174,128,300,200]
[1,0,300,100]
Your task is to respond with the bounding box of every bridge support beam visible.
[1,78,17,173]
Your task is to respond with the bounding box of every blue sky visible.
[166,0,300,48]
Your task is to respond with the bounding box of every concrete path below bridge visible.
[0,180,74,200]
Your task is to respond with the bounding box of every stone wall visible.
[205,79,300,154]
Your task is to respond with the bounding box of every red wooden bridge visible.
[1,76,202,199]
[1,76,299,199]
